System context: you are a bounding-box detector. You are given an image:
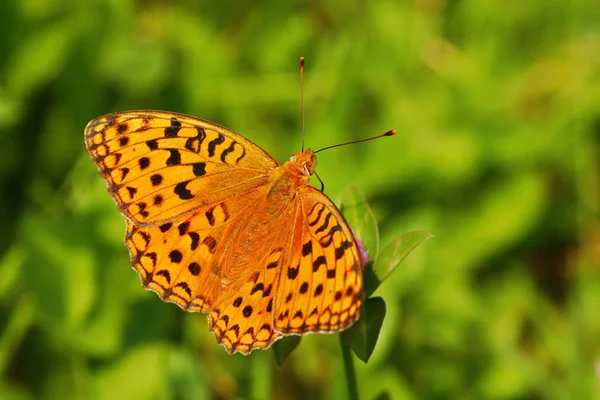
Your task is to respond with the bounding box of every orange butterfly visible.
[85,59,394,354]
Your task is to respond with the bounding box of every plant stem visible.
[340,337,359,400]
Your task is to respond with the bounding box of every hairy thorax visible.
[265,149,315,217]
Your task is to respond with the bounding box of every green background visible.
[0,0,598,399]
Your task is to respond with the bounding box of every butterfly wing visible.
[86,110,364,355]
[85,110,278,225]
[205,191,298,354]
[196,184,363,354]
[126,194,263,313]
[272,186,363,335]
[207,233,287,354]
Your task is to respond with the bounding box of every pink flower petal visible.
[352,231,371,269]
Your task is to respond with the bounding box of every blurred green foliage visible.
[0,0,598,399]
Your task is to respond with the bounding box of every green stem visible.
[340,337,359,400]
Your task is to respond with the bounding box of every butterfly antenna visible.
[313,130,396,154]
[300,57,306,152]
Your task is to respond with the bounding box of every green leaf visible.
[272,336,301,366]
[339,185,380,267]
[364,230,433,297]
[340,297,386,363]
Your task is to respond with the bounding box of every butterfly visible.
[85,110,371,354]
[85,61,395,355]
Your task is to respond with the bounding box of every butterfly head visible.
[289,149,315,177]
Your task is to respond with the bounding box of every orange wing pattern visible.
[207,237,287,354]
[205,191,295,354]
[272,187,363,335]
[85,111,277,225]
[126,197,256,313]
[205,189,363,354]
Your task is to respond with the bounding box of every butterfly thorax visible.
[264,149,315,216]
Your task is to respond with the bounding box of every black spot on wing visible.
[229,324,240,336]
[266,298,273,312]
[328,224,342,236]
[287,265,299,280]
[188,262,201,275]
[220,141,237,163]
[178,221,190,235]
[146,139,159,150]
[120,167,130,181]
[165,118,181,138]
[314,284,323,296]
[175,282,192,297]
[266,261,278,269]
[156,269,171,284]
[136,230,151,247]
[188,232,199,250]
[250,283,264,295]
[315,212,333,234]
[308,203,325,226]
[150,174,163,186]
[185,127,206,153]
[192,162,206,176]
[169,250,183,263]
[302,241,312,257]
[144,252,157,266]
[174,181,193,200]
[263,284,272,297]
[137,202,149,218]
[235,146,246,163]
[111,153,122,165]
[206,207,216,226]
[126,186,137,198]
[313,255,326,272]
[139,157,150,170]
[335,240,353,259]
[207,133,225,158]
[242,305,253,317]
[159,222,172,232]
[299,282,308,294]
[166,149,181,166]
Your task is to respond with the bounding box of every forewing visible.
[85,110,277,225]
[273,187,363,334]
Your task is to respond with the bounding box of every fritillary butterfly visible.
[85,60,395,354]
